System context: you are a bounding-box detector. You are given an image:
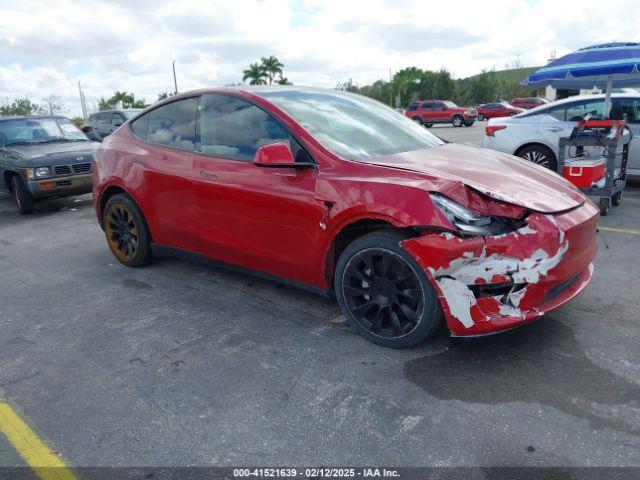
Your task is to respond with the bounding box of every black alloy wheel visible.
[335,232,442,348]
[103,193,152,267]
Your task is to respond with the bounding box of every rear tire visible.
[611,191,622,206]
[411,116,423,126]
[11,176,35,215]
[103,193,153,267]
[334,231,443,348]
[452,115,464,127]
[424,123,433,128]
[599,197,610,216]
[517,144,558,171]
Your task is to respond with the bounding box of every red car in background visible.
[405,100,477,127]
[94,87,597,348]
[476,102,524,121]
[511,97,549,110]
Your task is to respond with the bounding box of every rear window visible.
[147,97,198,151]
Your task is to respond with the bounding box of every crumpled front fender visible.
[402,202,599,336]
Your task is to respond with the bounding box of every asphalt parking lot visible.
[1,123,639,469]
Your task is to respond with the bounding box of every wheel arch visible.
[322,217,419,289]
[98,184,152,239]
[3,170,16,193]
[514,141,557,160]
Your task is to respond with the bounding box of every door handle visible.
[199,170,218,179]
[546,127,563,132]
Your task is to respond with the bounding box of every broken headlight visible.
[429,193,514,236]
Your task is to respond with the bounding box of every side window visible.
[87,114,97,124]
[612,98,640,124]
[111,113,125,125]
[545,104,568,121]
[433,102,445,110]
[147,97,198,151]
[198,94,291,161]
[407,103,418,111]
[97,113,111,125]
[565,100,607,122]
[421,102,432,110]
[130,113,149,140]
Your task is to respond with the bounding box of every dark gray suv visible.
[81,109,142,142]
[0,116,98,214]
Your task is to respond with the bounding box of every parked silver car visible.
[482,93,640,178]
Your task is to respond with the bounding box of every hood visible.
[363,143,585,213]
[6,141,98,167]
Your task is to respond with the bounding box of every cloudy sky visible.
[0,0,638,116]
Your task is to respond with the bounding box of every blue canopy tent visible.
[521,42,640,118]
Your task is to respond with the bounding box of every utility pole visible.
[172,61,178,94]
[78,81,87,119]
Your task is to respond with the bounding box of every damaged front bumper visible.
[402,201,599,336]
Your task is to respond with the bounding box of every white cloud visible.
[0,0,638,116]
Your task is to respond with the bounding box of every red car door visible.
[432,102,449,122]
[420,101,434,122]
[193,93,324,286]
[135,97,201,253]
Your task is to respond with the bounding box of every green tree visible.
[335,78,359,93]
[275,73,292,85]
[157,92,169,101]
[243,62,268,85]
[99,91,146,110]
[5,98,44,116]
[260,56,284,85]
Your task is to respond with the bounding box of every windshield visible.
[443,101,458,108]
[0,117,88,145]
[258,89,444,160]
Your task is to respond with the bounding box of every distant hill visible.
[464,66,541,84]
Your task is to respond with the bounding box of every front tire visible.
[12,176,35,215]
[517,144,558,171]
[452,115,464,127]
[334,231,442,348]
[103,193,153,267]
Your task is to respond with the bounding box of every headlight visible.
[430,193,513,236]
[26,167,51,179]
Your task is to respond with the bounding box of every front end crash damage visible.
[402,202,599,336]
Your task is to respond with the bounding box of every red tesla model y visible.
[93,87,598,348]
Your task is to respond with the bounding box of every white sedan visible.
[482,93,640,178]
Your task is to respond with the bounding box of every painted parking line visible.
[598,226,640,236]
[0,400,76,480]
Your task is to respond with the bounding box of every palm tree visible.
[243,62,267,85]
[260,56,284,85]
[275,73,292,85]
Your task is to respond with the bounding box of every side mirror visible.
[253,142,314,168]
[112,119,124,127]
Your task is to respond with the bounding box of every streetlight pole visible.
[172,61,178,94]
